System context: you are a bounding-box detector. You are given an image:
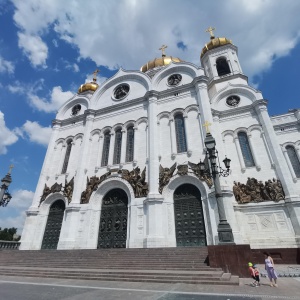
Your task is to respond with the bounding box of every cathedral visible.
[20,29,300,251]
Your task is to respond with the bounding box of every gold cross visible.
[205,26,216,38]
[159,44,168,56]
[8,164,14,174]
[203,121,212,134]
[92,69,100,82]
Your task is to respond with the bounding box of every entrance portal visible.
[41,200,65,249]
[98,189,128,248]
[174,184,206,247]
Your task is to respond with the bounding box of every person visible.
[263,252,278,287]
[253,264,260,286]
[248,262,258,286]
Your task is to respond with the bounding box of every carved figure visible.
[120,166,148,198]
[177,164,188,176]
[188,161,213,188]
[159,163,177,194]
[40,184,51,203]
[233,177,285,204]
[50,182,63,193]
[63,177,74,203]
[80,172,111,204]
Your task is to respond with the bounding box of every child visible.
[248,262,259,286]
[253,264,260,286]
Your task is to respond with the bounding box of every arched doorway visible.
[174,184,206,247]
[41,199,65,249]
[98,188,128,248]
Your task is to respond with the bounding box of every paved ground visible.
[0,275,299,300]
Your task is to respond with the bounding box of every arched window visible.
[216,57,231,76]
[62,140,72,174]
[174,114,187,153]
[126,126,134,162]
[101,132,111,167]
[113,129,122,165]
[286,145,300,178]
[238,132,255,167]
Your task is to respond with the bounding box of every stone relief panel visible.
[246,212,290,232]
[233,177,285,204]
[137,206,143,235]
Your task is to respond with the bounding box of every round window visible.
[113,84,130,100]
[226,95,240,107]
[71,104,81,116]
[167,74,182,86]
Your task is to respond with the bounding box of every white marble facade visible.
[20,36,300,250]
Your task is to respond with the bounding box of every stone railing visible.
[0,240,20,250]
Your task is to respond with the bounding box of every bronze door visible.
[41,200,65,249]
[98,189,128,248]
[174,184,206,247]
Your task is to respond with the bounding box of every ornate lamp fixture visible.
[0,165,13,207]
[202,122,234,244]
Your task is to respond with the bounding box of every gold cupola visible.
[78,69,99,94]
[141,45,183,73]
[200,26,232,58]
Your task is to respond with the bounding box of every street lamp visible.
[200,132,235,244]
[0,165,13,207]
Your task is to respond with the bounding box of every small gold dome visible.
[140,56,183,73]
[200,37,232,58]
[77,82,99,94]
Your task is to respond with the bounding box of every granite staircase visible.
[0,247,239,285]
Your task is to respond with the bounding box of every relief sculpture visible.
[63,177,74,203]
[80,172,111,204]
[119,166,148,198]
[159,163,177,194]
[233,177,285,204]
[40,182,63,205]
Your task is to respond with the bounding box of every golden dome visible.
[141,56,183,73]
[200,37,232,58]
[78,82,99,94]
[78,69,100,94]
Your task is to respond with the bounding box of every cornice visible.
[207,73,248,89]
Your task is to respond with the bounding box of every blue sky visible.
[0,0,300,233]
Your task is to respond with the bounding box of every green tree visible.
[0,227,18,241]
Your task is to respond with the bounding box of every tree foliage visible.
[0,227,18,241]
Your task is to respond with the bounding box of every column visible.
[71,111,95,204]
[133,126,138,164]
[120,128,127,164]
[183,115,192,156]
[169,118,177,158]
[283,149,297,182]
[261,131,275,168]
[247,133,261,170]
[254,101,300,235]
[234,137,246,172]
[96,135,104,170]
[144,91,164,247]
[107,132,115,167]
[32,121,61,207]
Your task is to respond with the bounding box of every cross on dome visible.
[203,121,212,134]
[159,45,168,57]
[93,69,100,82]
[205,26,216,39]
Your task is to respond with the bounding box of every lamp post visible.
[199,132,235,244]
[0,165,13,207]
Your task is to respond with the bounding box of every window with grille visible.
[216,57,231,76]
[113,129,122,165]
[101,132,111,167]
[238,132,255,167]
[62,140,72,174]
[174,114,187,153]
[286,145,300,178]
[125,126,134,162]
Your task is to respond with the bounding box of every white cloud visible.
[0,56,14,73]
[0,111,19,155]
[19,120,52,147]
[18,32,48,67]
[11,0,300,81]
[28,86,74,113]
[0,189,34,234]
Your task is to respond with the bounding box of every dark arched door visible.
[41,200,65,249]
[174,184,207,247]
[98,189,128,248]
